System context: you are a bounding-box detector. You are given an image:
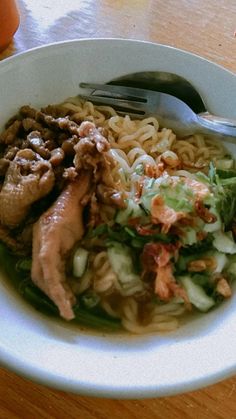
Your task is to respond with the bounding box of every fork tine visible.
[79,94,146,115]
[79,82,148,100]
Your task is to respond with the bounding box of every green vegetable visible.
[141,179,194,214]
[86,223,108,238]
[73,247,89,277]
[22,282,59,315]
[15,258,32,272]
[73,303,121,331]
[180,235,214,256]
[115,199,144,225]
[107,241,144,295]
[88,223,171,249]
[23,282,121,331]
[226,258,236,278]
[210,251,228,273]
[140,191,156,213]
[134,163,144,175]
[0,243,23,285]
[216,182,236,228]
[176,249,227,275]
[209,163,236,228]
[0,243,120,331]
[175,253,202,272]
[195,172,211,185]
[81,290,100,309]
[191,273,212,289]
[216,168,236,179]
[213,230,236,254]
[203,207,221,233]
[179,275,215,312]
[181,227,198,246]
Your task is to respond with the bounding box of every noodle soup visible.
[0,97,235,334]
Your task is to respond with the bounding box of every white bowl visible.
[1,39,236,398]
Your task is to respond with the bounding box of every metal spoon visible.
[109,71,236,138]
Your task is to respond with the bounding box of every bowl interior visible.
[1,39,236,397]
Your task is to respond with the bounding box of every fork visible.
[79,82,236,140]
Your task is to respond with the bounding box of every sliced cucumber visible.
[211,251,228,273]
[227,261,236,278]
[203,207,221,233]
[213,230,236,254]
[107,241,143,295]
[73,247,89,277]
[140,192,157,213]
[115,199,144,225]
[141,179,194,214]
[179,275,215,312]
[181,227,198,246]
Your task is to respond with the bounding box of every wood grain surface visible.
[1,1,236,418]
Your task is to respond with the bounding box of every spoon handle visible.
[197,112,236,137]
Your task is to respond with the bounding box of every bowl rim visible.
[1,36,236,77]
[0,343,236,398]
[1,38,236,398]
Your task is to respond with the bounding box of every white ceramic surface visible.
[1,39,236,398]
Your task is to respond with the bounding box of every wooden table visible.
[1,1,236,418]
